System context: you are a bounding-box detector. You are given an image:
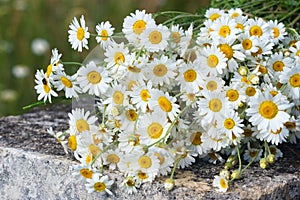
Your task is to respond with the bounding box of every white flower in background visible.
[68,15,90,52]
[96,21,115,49]
[31,38,49,55]
[34,69,57,103]
[12,64,30,78]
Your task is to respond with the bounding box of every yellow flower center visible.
[249,25,263,37]
[284,121,296,129]
[258,65,268,74]
[68,135,77,151]
[61,76,73,88]
[206,80,218,91]
[76,119,90,133]
[231,12,239,18]
[242,39,252,50]
[128,65,141,73]
[224,118,235,130]
[140,89,151,102]
[127,80,138,90]
[87,71,102,84]
[296,50,300,57]
[125,109,137,121]
[236,23,244,31]
[147,122,163,139]
[171,32,181,43]
[100,29,108,41]
[219,178,228,189]
[153,64,167,77]
[128,134,140,146]
[77,27,85,41]
[251,47,263,57]
[190,132,202,145]
[272,27,280,38]
[243,129,253,138]
[269,90,278,97]
[94,182,106,192]
[245,87,256,96]
[133,20,147,35]
[113,91,124,105]
[138,171,148,180]
[209,13,220,21]
[43,83,51,94]
[207,55,219,68]
[241,77,251,85]
[184,69,197,82]
[249,150,258,158]
[46,64,52,78]
[86,155,92,165]
[80,168,93,179]
[218,25,231,38]
[208,98,222,112]
[259,100,278,119]
[272,61,284,72]
[138,155,152,169]
[88,144,101,157]
[158,96,172,112]
[107,153,120,163]
[114,52,125,65]
[219,44,233,59]
[289,74,300,87]
[148,30,162,44]
[226,89,239,101]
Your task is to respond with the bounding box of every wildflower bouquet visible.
[32,6,300,195]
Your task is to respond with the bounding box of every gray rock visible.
[0,104,299,199]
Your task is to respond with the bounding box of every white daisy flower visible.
[171,140,196,169]
[197,45,228,76]
[68,108,98,135]
[289,41,300,61]
[104,42,129,73]
[169,24,185,50]
[185,126,209,156]
[210,16,239,41]
[120,176,139,194]
[95,21,115,49]
[228,8,244,19]
[279,64,300,100]
[85,173,114,195]
[235,33,259,55]
[249,37,274,59]
[122,10,156,46]
[224,82,246,109]
[201,76,225,93]
[213,175,228,192]
[77,61,111,97]
[145,55,177,87]
[34,69,58,103]
[178,24,193,57]
[52,70,81,98]
[268,20,287,43]
[140,24,170,52]
[243,146,263,162]
[71,164,94,181]
[218,110,244,140]
[68,15,90,52]
[102,148,123,170]
[115,106,138,132]
[150,146,174,176]
[269,145,283,160]
[256,126,289,145]
[46,48,64,78]
[245,17,270,39]
[267,52,293,81]
[118,131,141,153]
[205,8,225,21]
[130,81,154,113]
[246,92,291,132]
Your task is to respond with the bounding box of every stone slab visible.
[0,104,300,199]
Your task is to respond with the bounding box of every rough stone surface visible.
[0,104,300,199]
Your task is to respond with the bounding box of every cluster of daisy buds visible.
[33,7,300,194]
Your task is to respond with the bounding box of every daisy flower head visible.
[104,42,129,74]
[243,146,262,162]
[52,70,81,98]
[185,126,209,156]
[218,110,244,140]
[267,52,293,81]
[130,81,154,113]
[95,21,115,49]
[289,40,300,61]
[118,131,141,153]
[120,176,139,194]
[246,91,291,132]
[138,111,171,145]
[68,108,98,135]
[115,106,139,132]
[228,8,244,19]
[201,76,225,93]
[150,146,174,176]
[178,23,193,57]
[235,33,259,55]
[224,82,246,109]
[268,20,287,43]
[144,55,177,87]
[148,90,180,121]
[122,10,156,46]
[34,69,58,103]
[245,17,270,40]
[256,125,289,145]
[46,48,64,78]
[102,82,129,112]
[205,8,225,21]
[101,148,123,170]
[249,37,274,60]
[71,164,94,182]
[197,45,228,76]
[171,140,196,169]
[213,175,229,192]
[210,16,239,41]
[279,64,300,100]
[85,173,114,195]
[77,61,112,96]
[68,15,90,52]
[169,24,185,50]
[140,24,170,52]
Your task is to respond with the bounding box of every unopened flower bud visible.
[164,178,175,191]
[238,66,248,76]
[225,162,233,169]
[267,154,275,164]
[231,170,241,180]
[249,74,260,85]
[260,158,268,169]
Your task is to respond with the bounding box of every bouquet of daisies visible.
[33,7,300,194]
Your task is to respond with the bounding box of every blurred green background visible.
[0,0,210,117]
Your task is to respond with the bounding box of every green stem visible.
[170,155,182,179]
[62,61,84,66]
[236,146,242,173]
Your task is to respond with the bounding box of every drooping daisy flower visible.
[256,126,289,145]
[52,70,81,98]
[197,45,228,76]
[144,55,177,87]
[243,146,262,162]
[68,15,90,52]
[68,108,98,135]
[46,48,64,78]
[95,21,115,49]
[85,173,114,195]
[118,131,141,153]
[34,69,58,103]
[122,10,156,45]
[77,61,111,97]
[213,175,229,192]
[171,140,196,169]
[148,90,180,121]
[246,92,291,132]
[140,24,170,52]
[279,64,300,100]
